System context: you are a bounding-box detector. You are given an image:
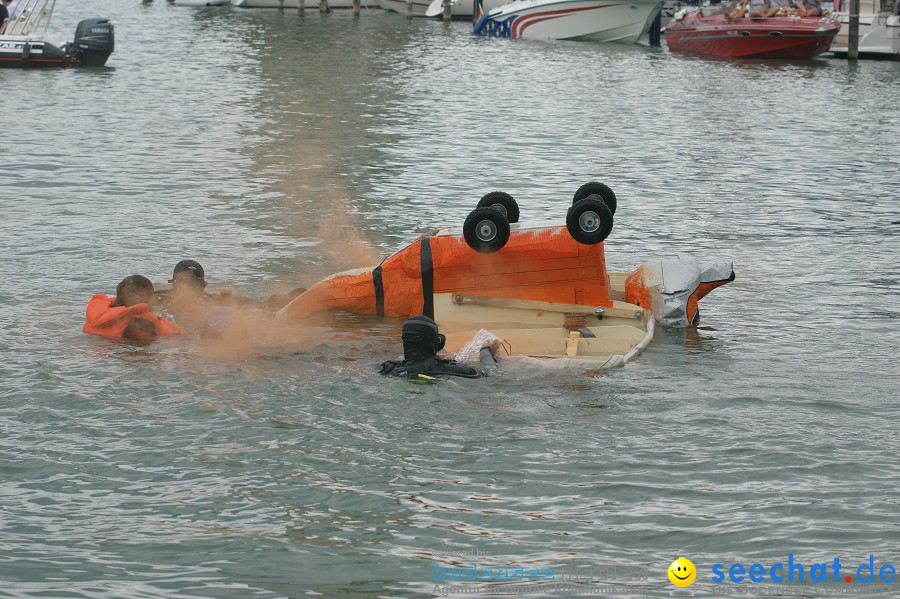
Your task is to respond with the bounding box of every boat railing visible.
[2,0,57,36]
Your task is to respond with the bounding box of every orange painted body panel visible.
[624,267,652,312]
[281,226,611,322]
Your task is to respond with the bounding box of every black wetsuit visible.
[379,356,483,379]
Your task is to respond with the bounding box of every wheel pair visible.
[463,191,520,253]
[462,183,617,251]
[566,182,616,245]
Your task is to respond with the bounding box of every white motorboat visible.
[830,0,900,58]
[473,0,663,42]
[0,0,114,68]
[423,0,509,19]
[175,0,230,5]
[380,0,432,15]
[231,0,380,8]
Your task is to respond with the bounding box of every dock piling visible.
[848,0,860,60]
[406,0,413,18]
[353,0,360,14]
[443,0,451,21]
[649,9,661,46]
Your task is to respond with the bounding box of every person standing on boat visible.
[0,3,9,34]
[4,0,20,20]
[1,0,19,26]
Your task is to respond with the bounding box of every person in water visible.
[380,315,485,381]
[83,275,187,341]
[156,259,305,320]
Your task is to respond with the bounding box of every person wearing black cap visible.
[156,260,306,328]
[380,315,486,381]
[170,259,206,290]
[155,260,226,311]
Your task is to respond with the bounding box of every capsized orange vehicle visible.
[278,183,735,366]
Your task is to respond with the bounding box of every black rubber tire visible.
[573,181,617,216]
[476,191,520,224]
[566,197,614,245]
[463,207,511,253]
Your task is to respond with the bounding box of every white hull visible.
[176,0,229,5]
[424,0,509,18]
[380,0,431,14]
[477,0,663,42]
[830,12,900,57]
[231,0,380,8]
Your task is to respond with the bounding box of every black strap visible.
[420,236,434,319]
[372,265,384,317]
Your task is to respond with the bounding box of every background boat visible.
[380,0,432,15]
[473,0,664,42]
[231,0,380,8]
[665,10,842,58]
[176,0,230,5]
[424,0,509,19]
[829,0,900,58]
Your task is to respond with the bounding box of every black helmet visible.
[401,315,446,360]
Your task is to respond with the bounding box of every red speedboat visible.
[665,10,842,59]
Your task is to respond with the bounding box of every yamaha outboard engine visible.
[70,18,115,67]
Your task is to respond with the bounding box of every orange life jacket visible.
[82,294,188,340]
[280,226,613,322]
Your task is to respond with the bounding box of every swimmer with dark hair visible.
[83,275,187,341]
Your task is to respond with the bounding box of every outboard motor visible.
[70,18,115,67]
[380,315,483,380]
[401,315,446,361]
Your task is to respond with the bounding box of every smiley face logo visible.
[668,557,697,587]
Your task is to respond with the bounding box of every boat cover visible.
[625,256,734,326]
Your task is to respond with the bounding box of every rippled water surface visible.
[1,1,898,597]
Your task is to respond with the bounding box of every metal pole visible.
[649,8,661,46]
[443,0,451,20]
[353,0,360,14]
[9,0,43,35]
[406,0,413,18]
[37,0,57,31]
[848,0,860,60]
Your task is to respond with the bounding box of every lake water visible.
[1,1,898,597]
